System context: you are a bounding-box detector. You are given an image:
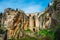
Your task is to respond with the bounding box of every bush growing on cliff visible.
[38,29,54,40]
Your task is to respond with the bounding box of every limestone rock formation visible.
[0,8,53,39]
[0,0,60,39]
[44,0,60,28]
[47,0,60,27]
[3,8,29,38]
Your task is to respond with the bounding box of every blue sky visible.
[0,0,51,13]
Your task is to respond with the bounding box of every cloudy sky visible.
[0,0,51,13]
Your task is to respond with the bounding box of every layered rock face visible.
[46,0,60,27]
[54,0,60,22]
[0,0,60,39]
[2,8,52,38]
[3,8,29,38]
[48,0,60,22]
[27,13,40,32]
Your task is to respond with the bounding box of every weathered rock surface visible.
[0,7,54,39]
[0,0,60,39]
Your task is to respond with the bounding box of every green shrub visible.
[38,29,54,40]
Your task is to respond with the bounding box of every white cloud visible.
[22,5,42,13]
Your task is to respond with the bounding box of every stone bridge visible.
[3,8,52,39]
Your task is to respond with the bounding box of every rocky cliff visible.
[0,0,60,39]
[1,8,53,39]
[0,7,55,39]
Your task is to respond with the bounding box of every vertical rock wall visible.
[3,8,52,39]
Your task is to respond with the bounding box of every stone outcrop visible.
[3,8,29,38]
[46,0,60,27]
[53,0,60,22]
[0,8,53,39]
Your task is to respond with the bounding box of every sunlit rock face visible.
[39,11,52,29]
[23,14,29,30]
[4,8,17,28]
[28,14,35,31]
[1,0,60,39]
[35,14,39,31]
[26,12,52,31]
[3,8,28,38]
[26,13,40,32]
[3,8,52,38]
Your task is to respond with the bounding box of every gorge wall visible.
[0,0,60,39]
[0,7,52,38]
